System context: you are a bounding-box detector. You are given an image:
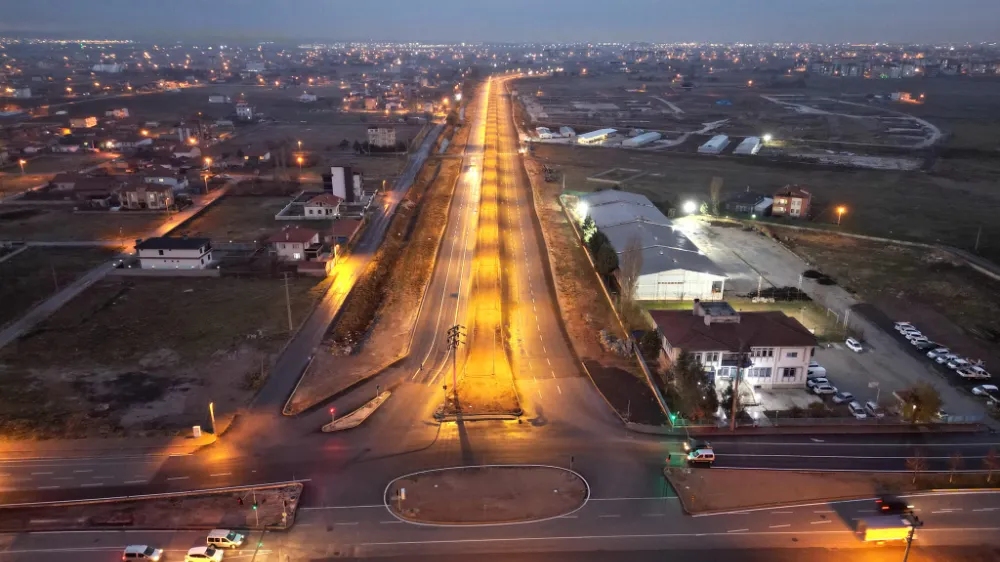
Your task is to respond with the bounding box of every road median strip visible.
[322,391,391,432]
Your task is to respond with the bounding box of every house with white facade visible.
[649,300,817,389]
[267,227,322,261]
[304,193,342,218]
[367,126,396,148]
[135,237,214,269]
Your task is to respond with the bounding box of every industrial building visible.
[698,135,730,154]
[535,127,554,139]
[577,191,727,301]
[559,126,576,138]
[622,131,662,148]
[577,128,617,145]
[733,136,762,155]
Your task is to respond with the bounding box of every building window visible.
[293,252,302,260]
[158,250,164,256]
[786,351,799,358]
[750,367,772,378]
[751,348,774,358]
[704,352,719,363]
[781,367,798,378]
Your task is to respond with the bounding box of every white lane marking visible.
[210,473,232,477]
[811,520,832,525]
[557,386,562,395]
[932,509,961,514]
[92,475,115,480]
[560,515,578,519]
[124,480,147,485]
[537,390,543,398]
[337,522,360,526]
[727,528,749,533]
[36,486,60,490]
[80,483,104,488]
[166,476,190,481]
[598,514,620,518]
[814,510,834,513]
[72,469,93,474]
[769,524,791,529]
[972,507,999,512]
[589,497,679,502]
[52,477,74,481]
[30,472,53,475]
[771,511,792,514]
[642,513,665,517]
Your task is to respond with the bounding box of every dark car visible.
[876,495,913,514]
[913,341,939,351]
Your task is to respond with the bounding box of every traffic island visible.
[0,482,303,532]
[665,467,1000,515]
[322,391,391,432]
[385,465,588,525]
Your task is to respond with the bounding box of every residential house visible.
[242,145,271,165]
[297,92,318,103]
[73,176,127,206]
[119,182,174,210]
[135,237,213,269]
[771,186,812,218]
[12,87,31,99]
[50,172,83,191]
[108,135,153,151]
[141,170,189,191]
[172,145,201,160]
[236,103,254,121]
[367,127,396,148]
[69,116,98,129]
[304,193,342,218]
[649,300,818,389]
[723,190,772,216]
[267,227,322,261]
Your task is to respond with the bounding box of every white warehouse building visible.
[698,135,730,154]
[733,136,762,155]
[577,191,727,301]
[622,131,662,148]
[577,128,617,145]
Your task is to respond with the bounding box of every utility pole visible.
[902,514,924,562]
[446,325,465,403]
[282,272,293,333]
[730,346,747,432]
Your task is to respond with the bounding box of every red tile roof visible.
[329,218,362,237]
[267,227,320,244]
[308,193,343,207]
[648,309,817,352]
[775,185,812,199]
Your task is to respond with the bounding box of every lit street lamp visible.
[18,159,26,175]
[297,140,302,151]
[836,206,847,225]
[203,156,212,169]
[296,155,304,174]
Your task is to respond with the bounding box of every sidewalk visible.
[0,432,216,460]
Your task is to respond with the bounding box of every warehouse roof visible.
[577,128,617,141]
[637,246,727,277]
[587,202,671,229]
[580,190,657,209]
[602,221,699,254]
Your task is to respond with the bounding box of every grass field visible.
[534,144,1000,263]
[0,275,329,438]
[172,195,330,242]
[0,206,167,243]
[0,247,117,328]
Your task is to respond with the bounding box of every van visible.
[686,448,715,466]
[207,528,245,549]
[123,545,163,561]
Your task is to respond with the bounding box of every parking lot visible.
[678,217,996,422]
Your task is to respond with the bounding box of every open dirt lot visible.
[0,483,301,532]
[0,206,167,243]
[0,276,329,439]
[770,227,1000,377]
[286,158,460,414]
[387,466,587,524]
[666,467,1000,514]
[534,143,1000,263]
[173,195,329,242]
[0,246,116,328]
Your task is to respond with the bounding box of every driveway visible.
[675,217,995,423]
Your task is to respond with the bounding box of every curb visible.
[0,480,306,509]
[322,391,392,432]
[434,413,521,422]
[383,464,590,527]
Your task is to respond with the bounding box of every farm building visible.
[577,128,617,146]
[698,135,730,154]
[622,132,662,148]
[733,136,762,155]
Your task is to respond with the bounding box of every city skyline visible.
[3,0,1000,44]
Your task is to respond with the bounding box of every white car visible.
[972,384,999,396]
[894,322,915,332]
[926,348,950,359]
[909,336,930,346]
[124,545,163,561]
[807,361,827,378]
[812,383,838,395]
[848,401,868,419]
[936,353,959,365]
[958,366,992,380]
[864,401,885,418]
[904,331,926,341]
[947,357,970,370]
[832,391,855,404]
[185,546,223,562]
[806,377,830,389]
[845,338,863,353]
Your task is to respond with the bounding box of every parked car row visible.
[894,322,992,381]
[124,528,245,561]
[807,364,886,420]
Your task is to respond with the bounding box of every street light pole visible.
[446,325,465,407]
[18,159,26,175]
[208,401,216,435]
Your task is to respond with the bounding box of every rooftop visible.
[268,226,320,244]
[136,237,210,251]
[649,307,817,353]
[586,201,671,229]
[580,189,656,209]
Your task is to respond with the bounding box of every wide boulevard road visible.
[3,76,1000,561]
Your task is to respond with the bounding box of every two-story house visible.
[135,237,213,269]
[119,183,174,210]
[649,300,818,389]
[304,193,342,218]
[772,186,812,219]
[267,227,322,261]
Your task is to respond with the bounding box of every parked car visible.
[947,357,971,370]
[812,383,838,395]
[686,448,715,466]
[971,384,999,396]
[185,546,223,562]
[958,366,992,380]
[848,401,868,419]
[914,341,939,351]
[832,391,855,404]
[806,377,830,389]
[845,338,863,353]
[807,361,827,378]
[894,322,915,333]
[909,336,930,347]
[926,348,951,359]
[864,401,885,418]
[902,330,924,340]
[207,529,245,549]
[935,353,958,365]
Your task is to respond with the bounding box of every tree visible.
[906,453,927,484]
[595,243,619,279]
[948,452,963,484]
[709,176,723,215]
[587,230,610,257]
[339,139,350,150]
[580,216,597,244]
[614,235,643,304]
[639,329,662,361]
[900,383,943,424]
[672,351,718,422]
[353,140,362,154]
[984,448,999,484]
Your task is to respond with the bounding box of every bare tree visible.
[906,453,927,484]
[984,448,999,484]
[615,235,643,304]
[948,452,963,484]
[709,176,723,215]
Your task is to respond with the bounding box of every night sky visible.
[2,0,998,43]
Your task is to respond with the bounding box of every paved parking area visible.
[676,217,996,423]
